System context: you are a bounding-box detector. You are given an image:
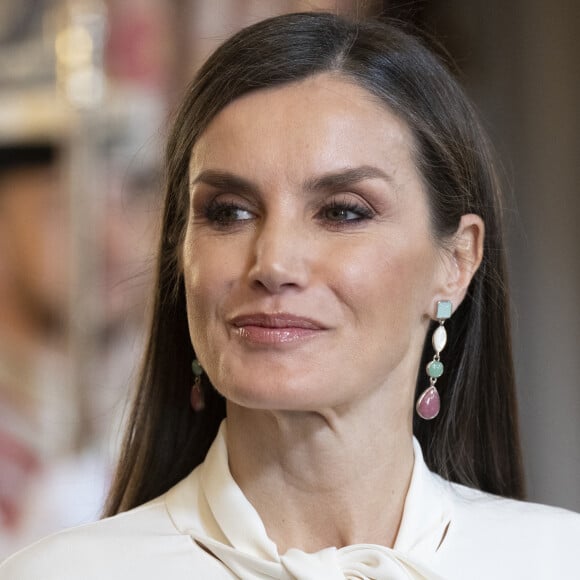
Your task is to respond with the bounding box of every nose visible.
[247,217,310,294]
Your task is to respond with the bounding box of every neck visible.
[226,390,415,554]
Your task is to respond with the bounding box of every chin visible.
[217,375,330,412]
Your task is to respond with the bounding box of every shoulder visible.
[438,478,580,579]
[447,478,580,531]
[0,495,228,579]
[0,498,168,578]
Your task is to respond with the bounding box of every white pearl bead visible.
[432,325,447,353]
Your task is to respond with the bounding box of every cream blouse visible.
[1,421,579,579]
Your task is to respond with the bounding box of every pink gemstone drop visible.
[190,384,205,412]
[416,386,440,420]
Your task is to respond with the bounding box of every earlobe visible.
[437,214,485,309]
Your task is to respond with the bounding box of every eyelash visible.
[204,200,253,225]
[321,200,374,223]
[203,198,375,227]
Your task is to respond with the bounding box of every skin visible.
[0,162,158,342]
[182,73,483,552]
[0,166,69,343]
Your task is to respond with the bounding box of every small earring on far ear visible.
[416,300,452,420]
[191,359,205,412]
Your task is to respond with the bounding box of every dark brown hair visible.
[105,12,524,516]
[0,142,58,177]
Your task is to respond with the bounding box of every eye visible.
[318,200,374,223]
[205,200,255,225]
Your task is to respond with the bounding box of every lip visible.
[228,313,328,345]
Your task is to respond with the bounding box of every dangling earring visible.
[416,300,452,420]
[191,359,205,412]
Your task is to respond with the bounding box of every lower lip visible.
[233,325,323,345]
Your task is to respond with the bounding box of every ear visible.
[433,214,484,314]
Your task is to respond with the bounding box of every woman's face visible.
[183,74,449,412]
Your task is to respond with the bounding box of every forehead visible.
[189,73,419,186]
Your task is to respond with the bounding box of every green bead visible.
[427,360,444,378]
[191,359,203,377]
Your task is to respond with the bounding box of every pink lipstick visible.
[229,313,326,345]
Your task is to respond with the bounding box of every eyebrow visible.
[189,165,392,194]
[190,170,256,194]
[305,166,392,192]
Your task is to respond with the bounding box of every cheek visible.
[182,235,241,332]
[327,234,437,331]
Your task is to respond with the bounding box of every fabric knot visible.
[337,544,445,579]
[194,535,446,579]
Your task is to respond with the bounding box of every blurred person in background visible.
[0,140,74,557]
[0,0,164,562]
[0,134,160,559]
[0,0,170,559]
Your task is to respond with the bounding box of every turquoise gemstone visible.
[427,360,444,378]
[436,300,452,320]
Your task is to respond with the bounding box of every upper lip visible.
[229,313,327,329]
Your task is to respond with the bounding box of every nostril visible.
[249,263,303,294]
[248,252,309,294]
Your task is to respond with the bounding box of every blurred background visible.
[0,0,578,560]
